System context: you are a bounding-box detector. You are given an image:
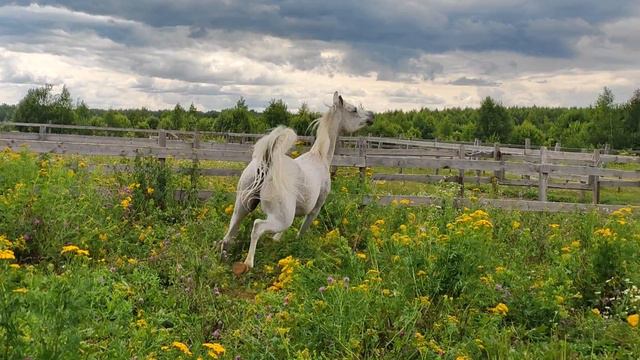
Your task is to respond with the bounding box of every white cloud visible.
[0,2,639,112]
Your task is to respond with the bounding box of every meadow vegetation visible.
[1,148,639,359]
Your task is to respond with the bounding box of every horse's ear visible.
[333,92,343,107]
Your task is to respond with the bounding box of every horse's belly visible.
[295,188,319,215]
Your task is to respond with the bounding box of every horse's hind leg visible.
[219,195,259,255]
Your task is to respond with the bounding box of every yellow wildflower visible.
[470,209,489,218]
[418,296,431,306]
[370,224,381,237]
[61,245,80,254]
[99,233,108,241]
[489,303,509,316]
[342,218,349,225]
[312,220,319,226]
[374,219,385,226]
[136,319,147,328]
[473,219,493,229]
[495,266,506,274]
[549,223,560,229]
[12,288,28,294]
[628,314,639,327]
[571,240,581,248]
[276,327,290,336]
[9,263,20,269]
[511,220,521,230]
[170,341,192,356]
[611,207,632,217]
[356,252,367,260]
[0,234,11,247]
[594,228,615,238]
[325,228,340,239]
[203,343,225,358]
[224,204,234,215]
[0,249,16,260]
[408,212,416,223]
[417,270,427,277]
[121,196,132,209]
[591,308,601,316]
[290,150,300,158]
[399,198,413,205]
[147,187,154,195]
[76,249,90,257]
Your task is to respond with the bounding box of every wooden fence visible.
[1,122,639,212]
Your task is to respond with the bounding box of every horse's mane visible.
[309,107,340,163]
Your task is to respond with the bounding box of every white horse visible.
[220,92,374,271]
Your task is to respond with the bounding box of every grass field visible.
[1,148,639,359]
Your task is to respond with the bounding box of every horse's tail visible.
[241,126,298,204]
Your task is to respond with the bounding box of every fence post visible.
[590,149,601,204]
[193,131,200,149]
[474,138,481,182]
[158,130,167,164]
[358,137,367,182]
[538,146,548,202]
[330,136,340,178]
[493,143,504,181]
[523,138,531,183]
[458,144,465,197]
[38,125,47,141]
[554,142,561,152]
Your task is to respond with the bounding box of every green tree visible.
[289,103,320,135]
[75,101,91,125]
[103,111,131,128]
[262,99,290,128]
[435,115,454,140]
[623,89,640,148]
[13,84,77,125]
[511,120,544,145]
[215,98,253,133]
[0,104,15,121]
[13,84,56,123]
[476,97,514,142]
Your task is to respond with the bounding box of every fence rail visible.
[1,122,639,211]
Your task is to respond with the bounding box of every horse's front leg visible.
[244,213,293,269]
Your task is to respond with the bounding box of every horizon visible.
[1,2,639,112]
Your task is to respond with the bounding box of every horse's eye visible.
[350,108,358,113]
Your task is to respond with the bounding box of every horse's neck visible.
[310,111,340,167]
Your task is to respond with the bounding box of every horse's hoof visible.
[232,262,249,276]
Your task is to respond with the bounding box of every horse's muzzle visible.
[366,112,374,125]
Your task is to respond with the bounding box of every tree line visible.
[1,84,639,150]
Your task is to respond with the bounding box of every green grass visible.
[1,148,640,359]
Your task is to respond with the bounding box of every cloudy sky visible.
[0,1,639,112]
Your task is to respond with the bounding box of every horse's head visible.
[332,91,374,133]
